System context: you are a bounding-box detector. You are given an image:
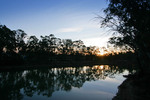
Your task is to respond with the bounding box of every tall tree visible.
[0,25,16,53]
[62,39,73,54]
[73,40,84,54]
[101,0,150,72]
[27,35,39,52]
[15,29,27,53]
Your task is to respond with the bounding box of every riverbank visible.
[0,59,137,71]
[113,72,150,100]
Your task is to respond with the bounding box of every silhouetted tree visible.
[39,34,56,53]
[62,39,73,54]
[101,0,150,72]
[27,35,39,52]
[54,38,62,54]
[73,40,84,54]
[0,25,16,53]
[15,29,27,54]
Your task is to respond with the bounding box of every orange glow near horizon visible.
[95,46,134,56]
[97,52,105,56]
[97,48,106,56]
[100,52,104,56]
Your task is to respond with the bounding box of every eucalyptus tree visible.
[101,0,150,71]
[53,38,62,54]
[15,29,27,54]
[39,34,57,53]
[27,35,39,52]
[62,39,73,54]
[72,40,84,54]
[0,25,16,54]
[50,34,57,53]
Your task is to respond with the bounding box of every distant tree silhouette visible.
[62,39,73,54]
[73,40,84,54]
[39,34,56,53]
[27,35,39,52]
[101,0,150,72]
[0,25,16,53]
[15,29,27,54]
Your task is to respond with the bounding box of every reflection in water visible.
[0,65,134,100]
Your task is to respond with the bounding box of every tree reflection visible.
[0,65,134,100]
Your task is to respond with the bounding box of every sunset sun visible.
[100,52,104,56]
[97,48,105,56]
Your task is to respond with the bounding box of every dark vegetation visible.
[0,24,136,69]
[101,0,150,73]
[100,0,150,100]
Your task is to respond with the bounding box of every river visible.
[0,65,134,100]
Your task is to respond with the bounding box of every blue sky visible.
[0,0,111,47]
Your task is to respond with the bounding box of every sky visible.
[0,0,112,47]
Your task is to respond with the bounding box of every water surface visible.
[0,65,132,100]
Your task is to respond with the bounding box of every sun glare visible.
[97,48,105,56]
[100,52,104,56]
[100,65,104,69]
[97,52,105,56]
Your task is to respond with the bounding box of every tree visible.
[73,40,84,54]
[0,25,16,53]
[27,35,39,52]
[39,34,56,53]
[15,29,27,53]
[101,0,150,72]
[62,39,73,54]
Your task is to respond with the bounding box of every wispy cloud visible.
[56,27,83,33]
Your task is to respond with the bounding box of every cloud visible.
[56,27,82,33]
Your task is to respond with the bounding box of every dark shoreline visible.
[0,59,137,71]
[113,72,150,100]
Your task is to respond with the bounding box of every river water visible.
[0,65,133,100]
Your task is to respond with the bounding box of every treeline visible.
[0,25,136,66]
[0,25,102,66]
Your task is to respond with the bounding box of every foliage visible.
[0,25,16,53]
[0,25,103,66]
[0,24,136,66]
[101,0,150,70]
